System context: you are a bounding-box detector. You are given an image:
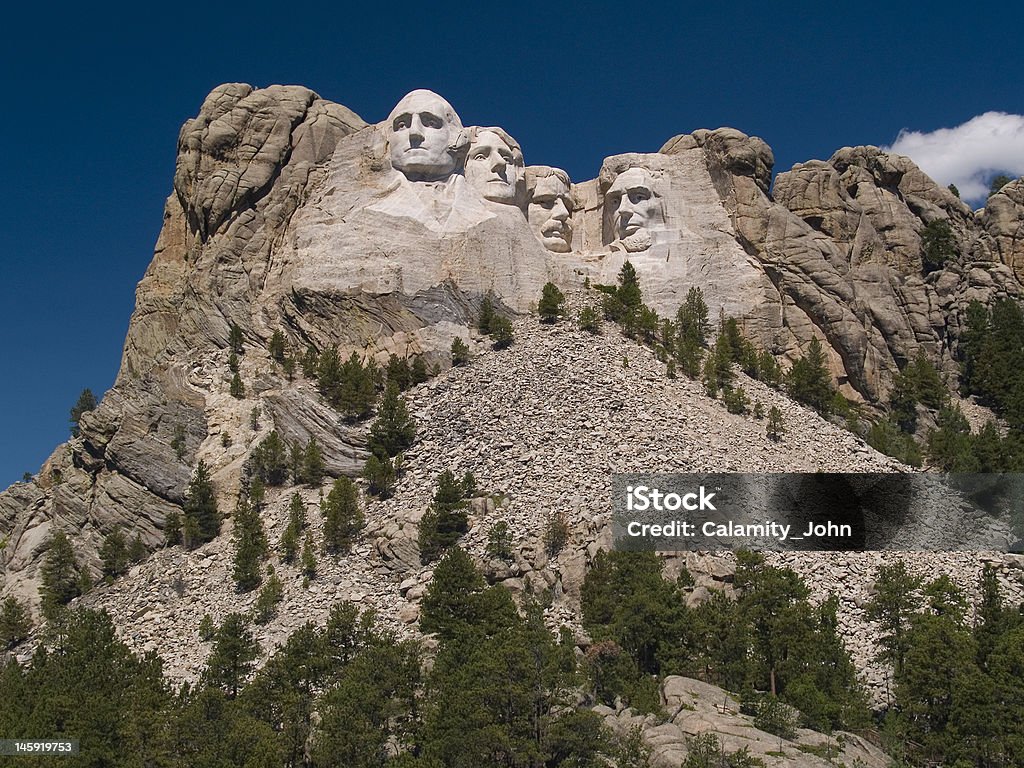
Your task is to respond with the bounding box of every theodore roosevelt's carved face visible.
[606,167,665,245]
[527,168,573,252]
[465,128,525,205]
[387,90,465,181]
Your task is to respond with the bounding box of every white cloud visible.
[884,112,1024,204]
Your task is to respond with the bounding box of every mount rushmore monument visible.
[1,82,1023,604]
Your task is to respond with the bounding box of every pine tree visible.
[205,613,259,699]
[230,372,245,399]
[289,439,303,484]
[302,438,325,486]
[253,568,284,625]
[268,329,286,362]
[99,528,130,580]
[865,561,923,677]
[128,532,147,563]
[232,496,267,592]
[367,382,416,459]
[489,315,514,348]
[301,344,319,378]
[229,323,245,354]
[40,530,83,616]
[363,454,397,499]
[322,477,364,555]
[164,511,182,546]
[486,521,513,562]
[478,293,496,333]
[578,305,601,334]
[386,354,413,391]
[411,355,429,384]
[676,286,710,348]
[337,352,376,420]
[758,349,782,388]
[0,596,32,649]
[617,261,642,311]
[766,406,785,441]
[418,470,469,563]
[451,337,470,365]
[786,337,834,413]
[70,388,97,437]
[301,533,317,580]
[250,430,289,486]
[279,491,305,564]
[183,460,220,548]
[703,331,734,396]
[989,174,1013,196]
[249,476,265,510]
[538,282,566,323]
[420,546,504,642]
[921,219,957,273]
[170,422,187,461]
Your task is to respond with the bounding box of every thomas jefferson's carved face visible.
[606,167,664,240]
[387,90,462,181]
[528,172,573,252]
[465,129,524,205]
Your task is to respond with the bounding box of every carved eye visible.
[629,189,651,203]
[422,113,443,129]
[393,117,409,131]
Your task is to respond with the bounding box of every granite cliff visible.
[2,80,1023,655]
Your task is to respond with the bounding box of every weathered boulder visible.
[976,178,1024,281]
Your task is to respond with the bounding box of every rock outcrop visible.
[2,85,1023,698]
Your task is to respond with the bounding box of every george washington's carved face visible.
[465,129,524,205]
[527,169,573,252]
[387,90,465,181]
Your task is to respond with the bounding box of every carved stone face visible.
[387,90,463,182]
[606,167,665,250]
[465,129,524,205]
[528,171,573,252]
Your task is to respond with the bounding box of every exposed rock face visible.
[976,178,1024,281]
[2,84,1023,650]
[668,132,1024,400]
[124,84,365,381]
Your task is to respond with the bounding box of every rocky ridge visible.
[4,84,1024,605]
[23,295,1017,697]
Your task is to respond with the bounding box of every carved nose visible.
[408,117,425,141]
[553,199,570,220]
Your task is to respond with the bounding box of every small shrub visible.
[578,305,601,334]
[171,423,186,461]
[489,315,514,349]
[486,520,513,562]
[766,406,785,441]
[753,696,798,740]
[723,386,749,415]
[544,511,569,556]
[253,569,284,625]
[230,372,246,399]
[198,613,216,641]
[538,282,565,323]
[451,337,470,366]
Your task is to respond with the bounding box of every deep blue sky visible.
[1,1,1021,487]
